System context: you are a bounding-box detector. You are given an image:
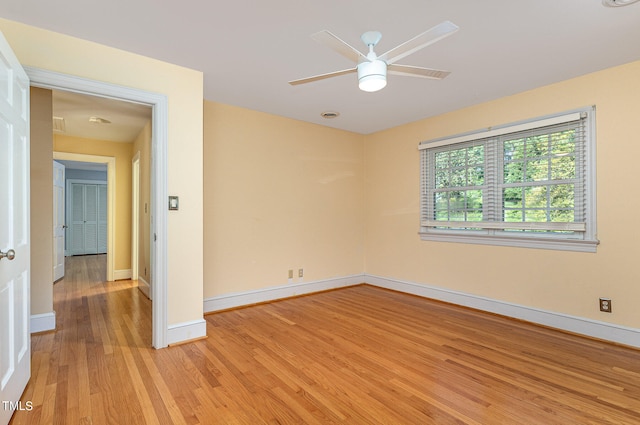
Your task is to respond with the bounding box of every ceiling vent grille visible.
[53,116,66,132]
[602,0,640,6]
[321,111,340,119]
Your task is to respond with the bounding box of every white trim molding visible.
[31,312,56,333]
[204,274,365,313]
[131,152,141,281]
[113,269,132,280]
[54,152,116,280]
[365,274,640,349]
[137,276,151,300]
[27,66,169,349]
[202,273,639,349]
[167,319,207,345]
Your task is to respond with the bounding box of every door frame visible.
[131,151,140,282]
[28,67,169,349]
[55,153,114,275]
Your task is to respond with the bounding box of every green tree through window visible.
[419,109,598,252]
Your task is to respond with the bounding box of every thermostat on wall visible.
[168,196,179,210]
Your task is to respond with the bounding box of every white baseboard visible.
[365,274,640,349]
[200,272,640,349]
[204,274,365,313]
[31,311,56,333]
[167,319,207,345]
[137,276,151,300]
[114,269,132,280]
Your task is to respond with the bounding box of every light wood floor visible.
[10,255,640,424]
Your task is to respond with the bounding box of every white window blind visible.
[419,108,598,252]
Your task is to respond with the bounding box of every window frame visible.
[419,107,598,252]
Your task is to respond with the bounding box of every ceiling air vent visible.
[321,111,340,119]
[53,116,66,132]
[602,0,640,6]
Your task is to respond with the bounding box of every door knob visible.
[0,249,15,261]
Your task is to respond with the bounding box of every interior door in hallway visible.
[53,160,65,280]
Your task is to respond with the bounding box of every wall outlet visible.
[599,298,612,313]
[288,269,293,279]
[298,268,304,278]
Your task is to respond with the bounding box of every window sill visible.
[419,231,599,252]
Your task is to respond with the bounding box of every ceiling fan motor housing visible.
[357,59,387,92]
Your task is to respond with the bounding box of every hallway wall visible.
[29,87,53,317]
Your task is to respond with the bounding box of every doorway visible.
[28,67,170,348]
[53,152,116,281]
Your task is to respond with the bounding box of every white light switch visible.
[168,196,179,210]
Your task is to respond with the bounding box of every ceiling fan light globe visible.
[359,76,386,92]
[358,60,387,92]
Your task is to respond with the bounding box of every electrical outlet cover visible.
[599,298,612,313]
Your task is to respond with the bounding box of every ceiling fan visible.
[289,21,459,92]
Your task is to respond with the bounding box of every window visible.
[419,108,597,252]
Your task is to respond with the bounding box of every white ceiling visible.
[3,0,640,135]
[52,90,151,143]
[56,159,107,173]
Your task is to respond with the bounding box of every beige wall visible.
[203,101,365,298]
[1,18,204,327]
[29,87,53,316]
[365,60,640,329]
[204,61,640,332]
[53,134,133,271]
[132,121,152,284]
[8,16,640,337]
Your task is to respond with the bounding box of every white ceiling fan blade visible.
[387,64,450,80]
[311,30,368,63]
[288,68,356,86]
[380,21,459,65]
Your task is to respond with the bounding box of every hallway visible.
[11,255,164,424]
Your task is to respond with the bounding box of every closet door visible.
[69,182,107,255]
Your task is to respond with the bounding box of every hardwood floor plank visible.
[115,333,161,425]
[136,348,190,425]
[51,366,67,425]
[9,256,640,424]
[88,392,105,425]
[38,384,56,425]
[26,351,48,408]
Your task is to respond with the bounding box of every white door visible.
[0,32,31,425]
[69,182,107,255]
[53,161,65,281]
